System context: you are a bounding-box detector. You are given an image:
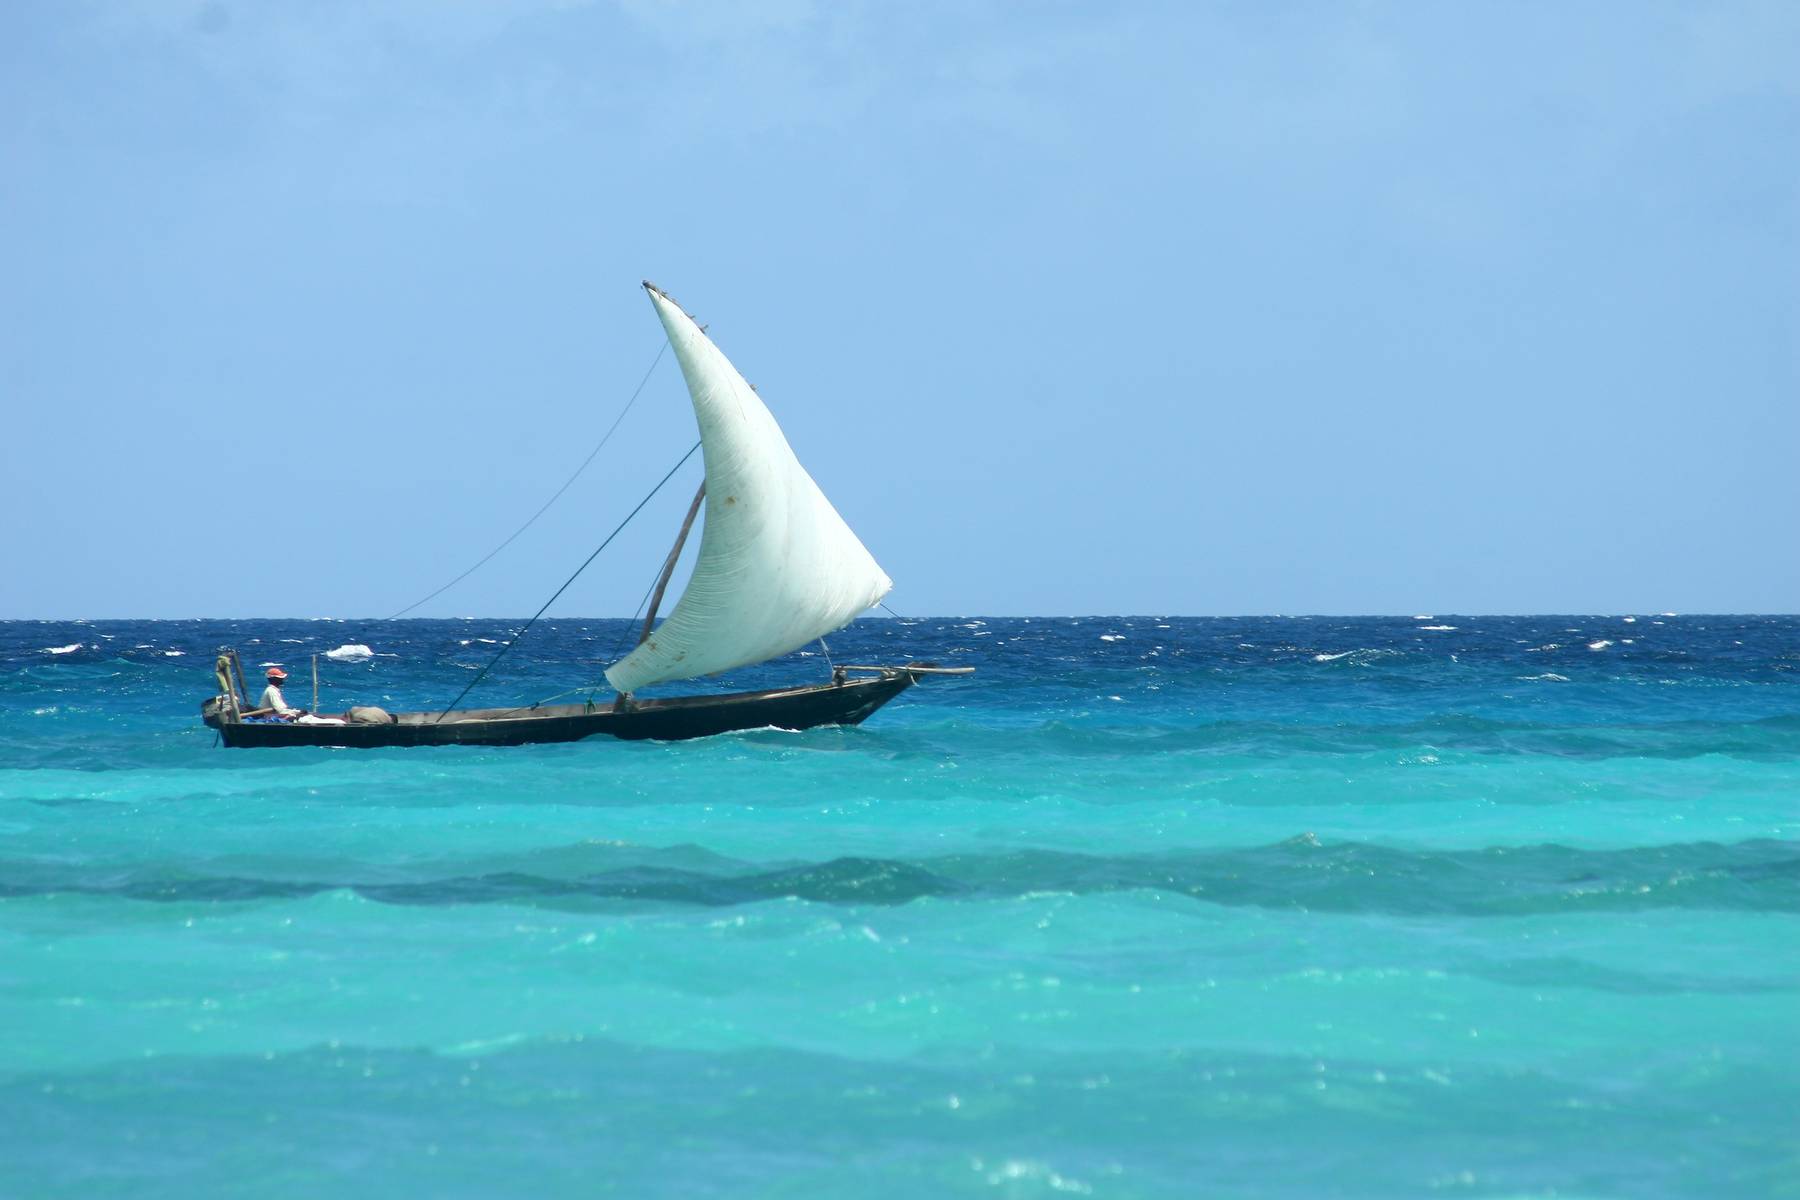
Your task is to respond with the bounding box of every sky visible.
[1,0,1795,618]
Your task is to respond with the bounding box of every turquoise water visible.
[3,615,1796,1197]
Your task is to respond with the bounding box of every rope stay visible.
[434,440,702,722]
[595,561,669,704]
[617,569,663,658]
[386,341,668,620]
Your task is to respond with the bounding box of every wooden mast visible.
[638,482,707,649]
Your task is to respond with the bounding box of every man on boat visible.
[259,667,302,720]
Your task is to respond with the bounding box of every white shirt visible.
[260,683,297,715]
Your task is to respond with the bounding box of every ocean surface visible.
[2,614,1795,1198]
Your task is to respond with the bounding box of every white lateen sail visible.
[604,285,893,693]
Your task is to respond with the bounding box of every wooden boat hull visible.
[205,671,917,749]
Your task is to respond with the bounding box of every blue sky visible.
[2,1,1795,618]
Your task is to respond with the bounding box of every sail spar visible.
[604,285,893,693]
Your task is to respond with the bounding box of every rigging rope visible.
[563,566,657,708]
[435,440,702,722]
[585,563,671,708]
[611,561,667,662]
[385,342,668,620]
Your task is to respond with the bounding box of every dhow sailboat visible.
[201,282,966,747]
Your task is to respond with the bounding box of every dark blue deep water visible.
[2,615,1796,1197]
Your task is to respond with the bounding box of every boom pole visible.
[637,482,706,648]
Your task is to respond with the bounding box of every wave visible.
[861,712,1800,762]
[5,838,1792,918]
[1308,648,1404,666]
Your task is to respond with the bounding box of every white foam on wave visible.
[1521,672,1570,682]
[1099,634,1125,642]
[326,644,374,661]
[1413,615,1433,620]
[1312,647,1405,664]
[44,644,83,655]
[1622,616,1636,623]
[1417,625,1457,631]
[163,650,184,657]
[1588,640,1612,651]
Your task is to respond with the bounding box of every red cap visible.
[266,667,288,680]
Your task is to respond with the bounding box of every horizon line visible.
[4,612,1795,623]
